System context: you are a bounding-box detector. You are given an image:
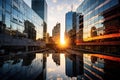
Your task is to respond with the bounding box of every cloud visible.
[57,5,64,11]
[48,68,55,72]
[78,0,83,2]
[52,0,57,3]
[73,3,80,11]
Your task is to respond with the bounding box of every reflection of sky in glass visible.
[66,12,74,32]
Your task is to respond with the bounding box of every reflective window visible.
[5,0,11,5]
[0,0,2,8]
[5,12,10,28]
[0,0,44,39]
[17,25,24,33]
[6,3,11,13]
[110,0,119,8]
[103,1,111,11]
[11,22,17,30]
[0,10,2,21]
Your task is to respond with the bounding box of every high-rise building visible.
[32,0,47,23]
[65,11,76,33]
[76,0,120,42]
[52,23,60,44]
[0,0,44,47]
[32,0,47,41]
[65,11,76,45]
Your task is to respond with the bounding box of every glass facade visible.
[32,0,47,41]
[32,0,47,23]
[77,0,120,41]
[0,0,43,40]
[65,11,76,33]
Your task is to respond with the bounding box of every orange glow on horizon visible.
[60,39,67,48]
[60,39,65,45]
[59,37,69,48]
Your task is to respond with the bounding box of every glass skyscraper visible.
[65,11,76,33]
[65,11,76,45]
[32,0,47,23]
[76,0,120,41]
[0,0,43,46]
[32,0,47,41]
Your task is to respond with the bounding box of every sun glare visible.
[61,40,65,45]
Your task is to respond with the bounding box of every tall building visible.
[76,0,120,41]
[52,23,60,44]
[0,0,43,48]
[46,33,49,44]
[32,0,47,41]
[32,0,47,23]
[65,11,76,33]
[65,11,76,45]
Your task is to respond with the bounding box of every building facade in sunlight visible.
[65,11,76,46]
[76,0,120,42]
[52,23,60,44]
[0,0,44,47]
[32,0,47,41]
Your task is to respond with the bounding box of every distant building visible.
[43,22,47,41]
[32,0,47,41]
[65,11,76,46]
[46,33,49,44]
[52,23,60,44]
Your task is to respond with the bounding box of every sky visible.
[23,0,83,41]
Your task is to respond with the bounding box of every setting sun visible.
[60,39,65,45]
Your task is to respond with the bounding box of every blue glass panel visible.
[5,3,11,12]
[5,12,10,28]
[0,0,2,8]
[0,9,2,21]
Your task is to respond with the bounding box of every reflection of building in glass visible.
[76,0,120,41]
[76,13,84,44]
[32,0,47,41]
[24,20,36,40]
[0,0,44,47]
[83,54,104,80]
[52,54,60,66]
[52,23,60,44]
[65,54,83,79]
[65,11,76,45]
[83,54,120,80]
[32,0,47,23]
